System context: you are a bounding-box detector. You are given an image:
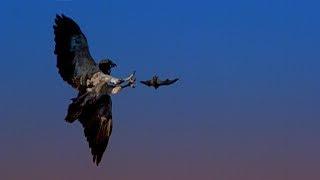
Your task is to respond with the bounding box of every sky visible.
[0,0,320,179]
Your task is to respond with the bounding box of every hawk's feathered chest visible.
[85,72,123,95]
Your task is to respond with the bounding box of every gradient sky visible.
[0,0,320,179]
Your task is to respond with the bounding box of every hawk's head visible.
[99,59,117,74]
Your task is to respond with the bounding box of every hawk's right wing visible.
[79,95,113,166]
[54,14,98,90]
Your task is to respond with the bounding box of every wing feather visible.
[79,95,113,166]
[54,14,98,89]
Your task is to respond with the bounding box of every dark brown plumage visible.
[54,14,115,166]
[140,75,179,89]
[54,14,98,90]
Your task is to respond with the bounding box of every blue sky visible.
[0,0,320,179]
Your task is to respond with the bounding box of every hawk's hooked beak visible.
[108,60,117,68]
[110,62,117,68]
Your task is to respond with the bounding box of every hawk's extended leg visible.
[110,71,136,86]
[107,76,136,95]
[121,76,136,89]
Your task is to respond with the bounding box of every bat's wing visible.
[79,95,113,166]
[54,14,99,90]
[158,78,179,86]
[140,80,153,87]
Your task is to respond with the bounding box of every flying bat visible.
[54,14,135,166]
[140,75,179,89]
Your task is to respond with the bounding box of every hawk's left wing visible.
[79,95,113,166]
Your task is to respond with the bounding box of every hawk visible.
[54,14,135,165]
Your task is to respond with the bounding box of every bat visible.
[140,75,179,89]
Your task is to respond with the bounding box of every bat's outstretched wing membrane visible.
[140,80,153,87]
[158,78,179,86]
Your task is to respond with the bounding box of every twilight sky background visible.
[0,0,320,179]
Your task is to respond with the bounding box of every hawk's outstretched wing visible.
[79,95,113,166]
[54,14,98,90]
[158,78,179,86]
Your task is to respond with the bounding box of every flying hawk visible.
[140,75,179,89]
[54,14,135,165]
